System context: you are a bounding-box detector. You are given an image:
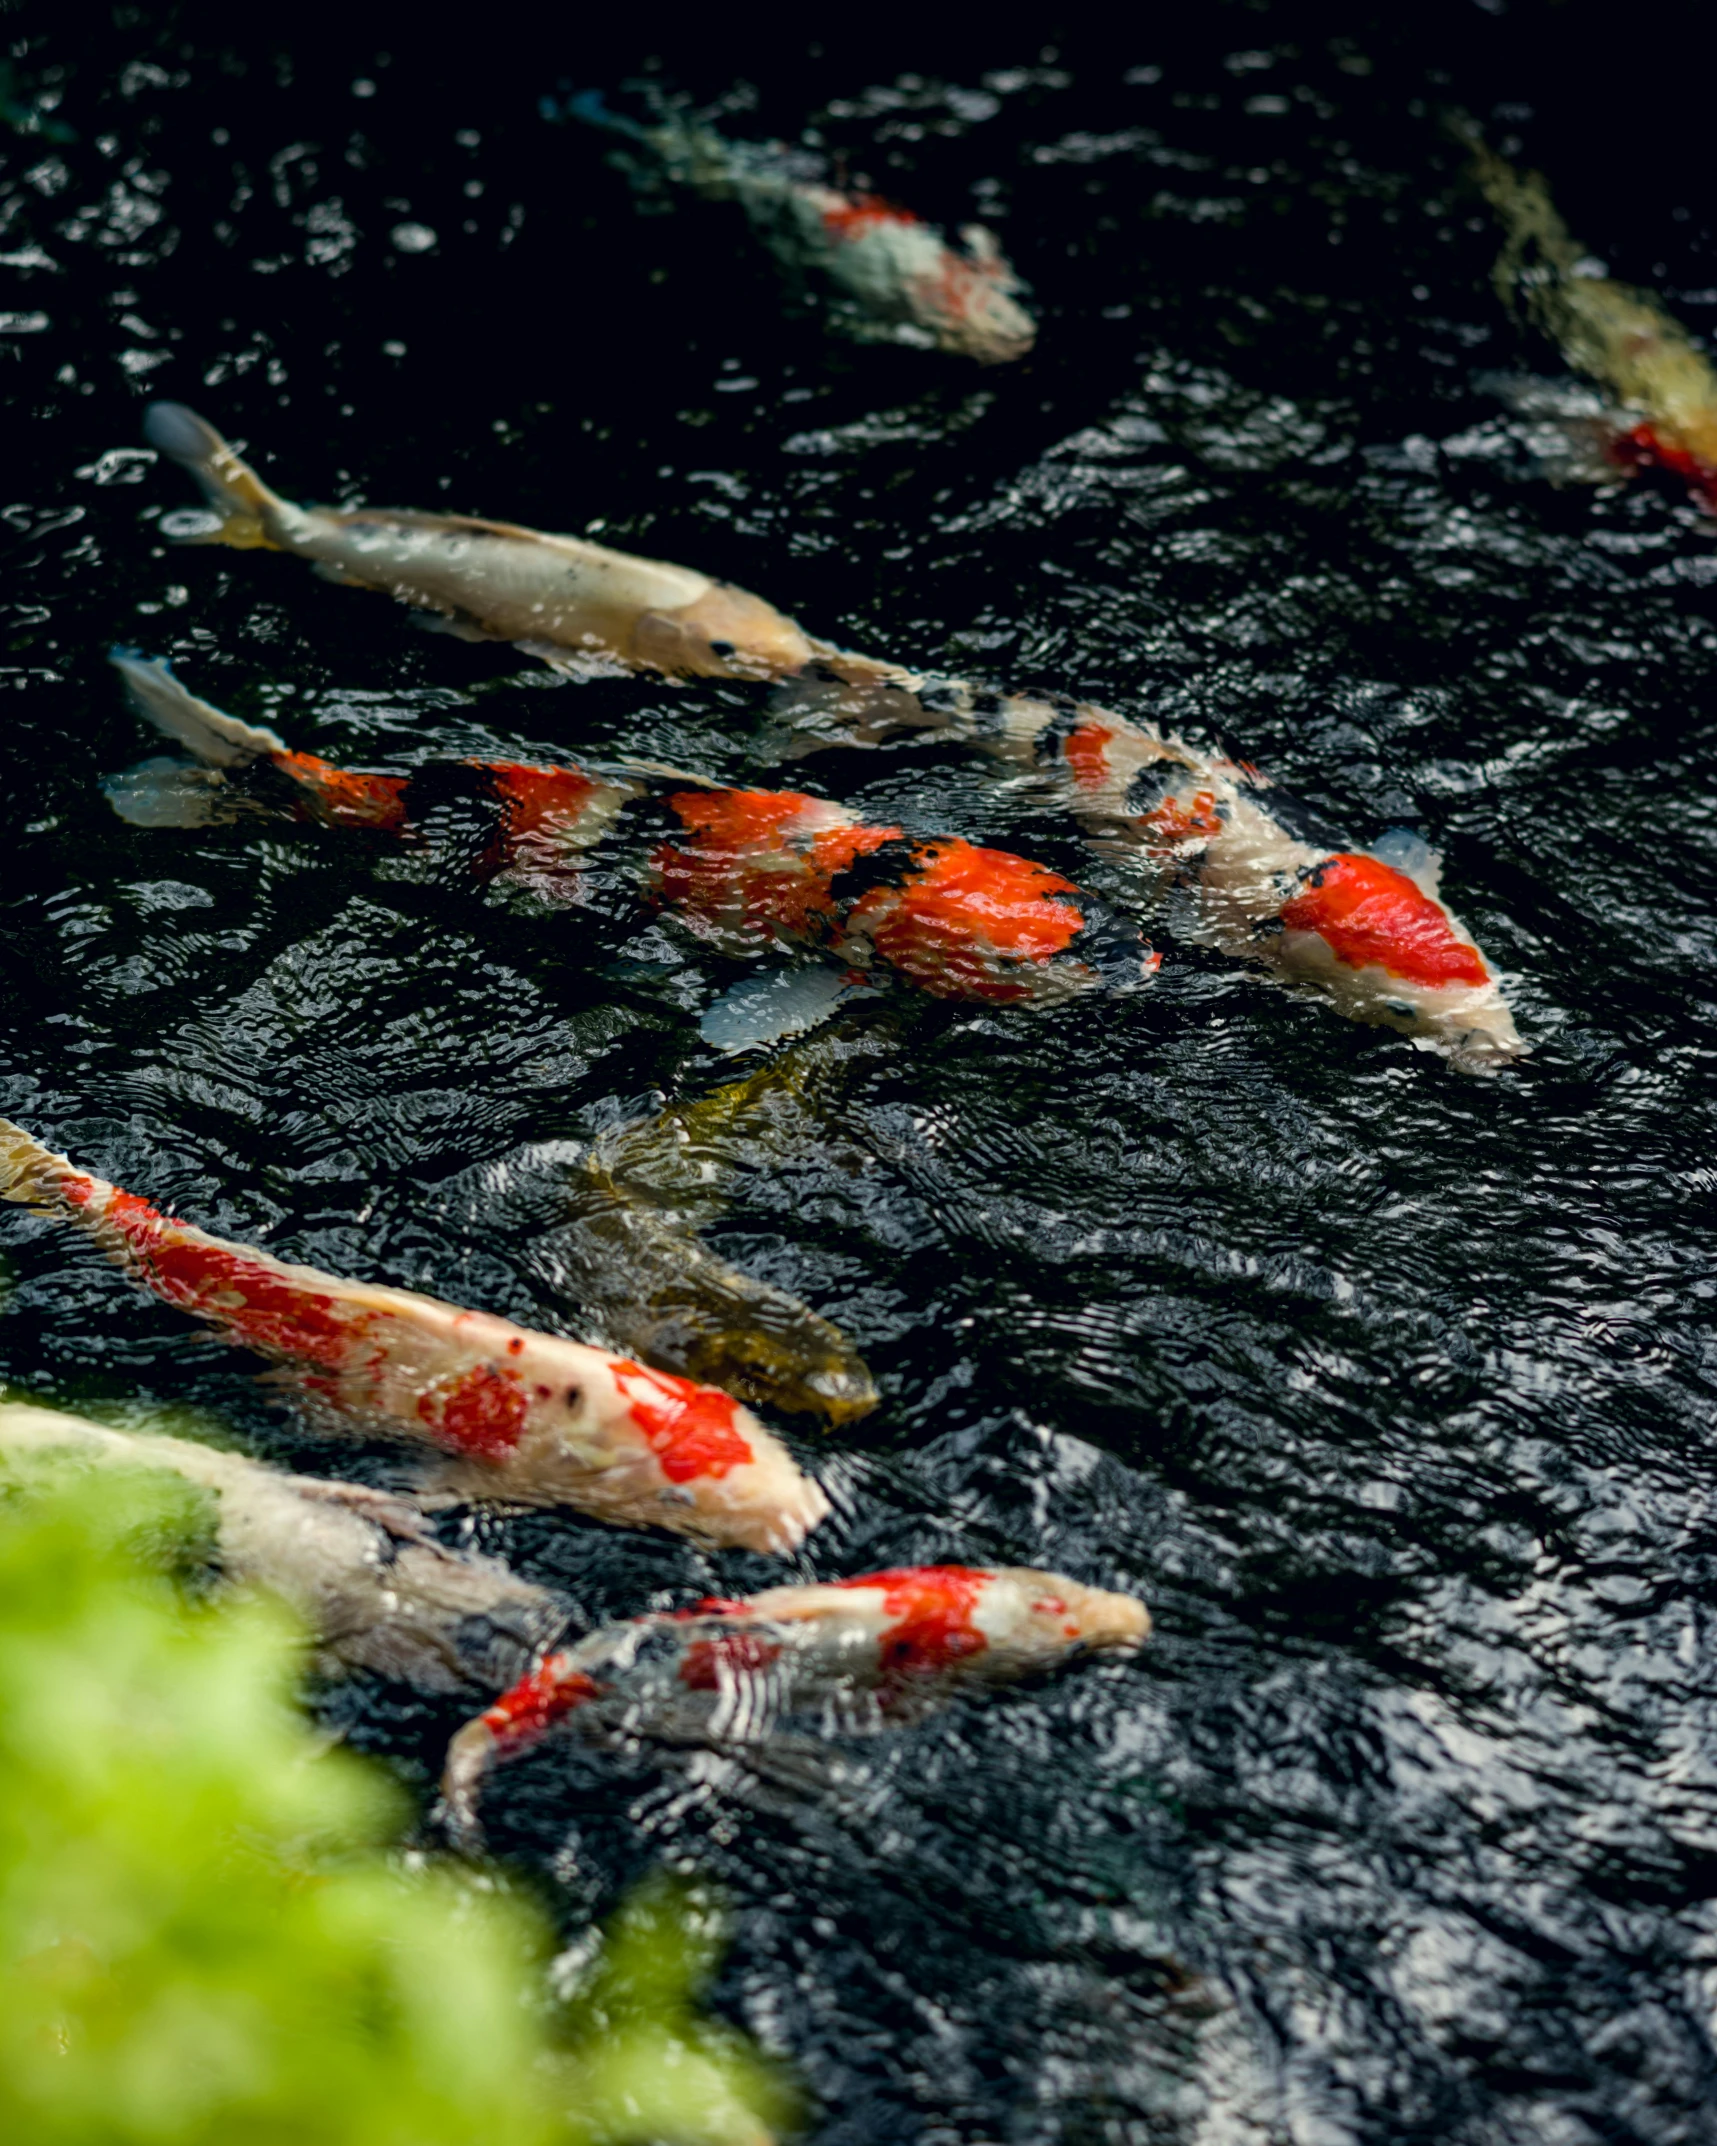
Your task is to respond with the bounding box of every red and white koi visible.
[780,663,1524,1064]
[554,90,1036,364]
[1471,136,1717,511]
[443,1561,1148,1830]
[107,654,1159,1013]
[0,1400,569,1694]
[0,1120,828,1554]
[144,402,821,682]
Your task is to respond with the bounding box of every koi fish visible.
[142,402,820,681]
[553,89,1036,364]
[0,1399,569,1693]
[1469,135,1717,510]
[776,665,1525,1064]
[443,1562,1148,1832]
[653,782,1158,1006]
[106,649,637,896]
[105,652,1158,1018]
[0,1119,829,1554]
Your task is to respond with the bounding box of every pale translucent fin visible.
[104,758,237,829]
[699,965,871,1054]
[1368,828,1444,901]
[109,649,286,766]
[143,401,287,550]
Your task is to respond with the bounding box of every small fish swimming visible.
[777,664,1525,1065]
[106,650,1159,1017]
[552,89,1037,364]
[1469,135,1717,510]
[0,1119,828,1554]
[443,1562,1148,1833]
[0,1400,569,1693]
[143,401,821,682]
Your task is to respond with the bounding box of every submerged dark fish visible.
[1469,134,1717,511]
[0,1400,568,1693]
[551,89,1036,363]
[443,1562,1149,1835]
[0,1118,828,1555]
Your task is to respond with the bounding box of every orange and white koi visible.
[553,90,1036,364]
[443,1562,1148,1831]
[1470,136,1717,510]
[143,402,820,682]
[652,783,1157,1005]
[0,1120,828,1554]
[779,665,1525,1064]
[0,1400,569,1693]
[106,653,1159,1013]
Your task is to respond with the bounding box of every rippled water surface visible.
[6,11,1717,2142]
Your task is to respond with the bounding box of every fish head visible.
[637,584,819,681]
[979,1567,1152,1671]
[508,1343,830,1554]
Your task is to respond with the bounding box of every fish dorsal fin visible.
[1368,828,1444,900]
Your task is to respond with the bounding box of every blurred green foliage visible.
[0,1450,789,2146]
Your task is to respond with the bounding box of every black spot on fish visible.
[1122,763,1176,817]
[1031,700,1089,766]
[918,682,965,715]
[824,836,922,909]
[1064,898,1156,989]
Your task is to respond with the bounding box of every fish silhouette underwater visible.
[549,87,1036,364]
[0,1118,828,1554]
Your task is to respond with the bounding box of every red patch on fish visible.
[836,1565,992,1674]
[482,761,600,845]
[1139,789,1223,847]
[417,1360,529,1462]
[678,1629,784,1690]
[272,750,410,830]
[1279,853,1488,988]
[610,1359,754,1482]
[653,788,898,941]
[1062,724,1114,790]
[849,840,1086,1001]
[98,1190,360,1369]
[1609,422,1717,510]
[480,1660,603,1755]
[821,193,918,242]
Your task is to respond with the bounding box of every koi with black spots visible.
[443,1562,1148,1835]
[0,1120,828,1554]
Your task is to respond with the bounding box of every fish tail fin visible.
[439,1715,499,1846]
[109,649,288,767]
[553,87,651,142]
[142,402,290,550]
[0,1118,88,1220]
[104,758,239,829]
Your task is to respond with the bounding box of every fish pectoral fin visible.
[699,964,874,1054]
[282,1473,449,1550]
[407,606,497,643]
[516,639,636,683]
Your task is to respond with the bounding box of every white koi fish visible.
[443,1561,1148,1833]
[143,402,820,681]
[1469,135,1717,510]
[554,89,1037,364]
[0,1400,569,1693]
[0,1120,828,1554]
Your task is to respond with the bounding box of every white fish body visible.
[144,402,817,681]
[0,1399,567,1692]
[0,1119,828,1555]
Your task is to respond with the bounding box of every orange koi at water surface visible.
[443,1562,1148,1834]
[779,667,1524,1065]
[106,654,1158,1012]
[0,1120,828,1554]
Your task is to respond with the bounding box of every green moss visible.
[0,1457,792,2145]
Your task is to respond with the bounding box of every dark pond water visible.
[5,8,1717,2141]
